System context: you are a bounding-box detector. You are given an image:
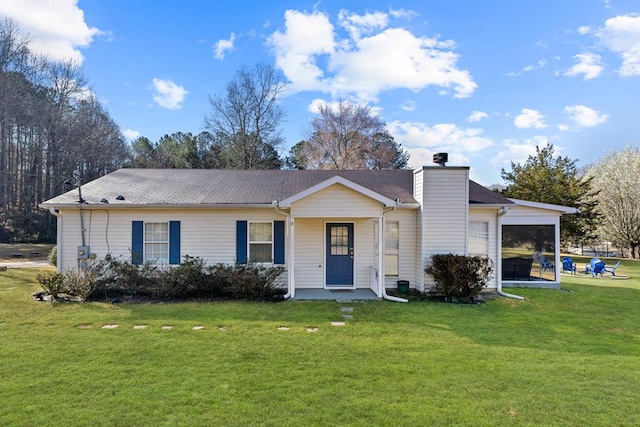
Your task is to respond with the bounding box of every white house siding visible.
[469,209,499,289]
[413,170,424,288]
[420,167,470,287]
[293,217,324,289]
[55,207,287,271]
[290,183,382,218]
[293,217,378,289]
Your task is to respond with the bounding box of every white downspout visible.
[274,202,293,299]
[49,207,62,271]
[380,203,407,303]
[497,207,524,300]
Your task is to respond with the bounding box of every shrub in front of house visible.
[425,254,494,303]
[37,256,285,302]
[208,262,286,300]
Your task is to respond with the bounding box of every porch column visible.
[289,216,295,298]
[377,212,384,297]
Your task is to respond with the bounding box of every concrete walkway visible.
[0,260,51,269]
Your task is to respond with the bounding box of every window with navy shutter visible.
[132,220,180,265]
[237,220,285,264]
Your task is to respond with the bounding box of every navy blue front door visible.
[326,223,354,286]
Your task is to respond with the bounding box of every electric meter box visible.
[77,245,90,259]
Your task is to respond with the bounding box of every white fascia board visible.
[508,198,579,214]
[278,176,397,208]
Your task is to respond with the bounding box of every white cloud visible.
[577,26,591,35]
[564,52,604,80]
[214,33,236,60]
[564,105,609,127]
[469,111,488,123]
[514,109,547,129]
[400,100,416,111]
[0,0,102,63]
[387,120,493,169]
[595,14,640,76]
[151,78,188,110]
[123,129,141,140]
[338,10,388,41]
[491,139,544,167]
[389,8,419,20]
[268,9,476,102]
[507,59,548,76]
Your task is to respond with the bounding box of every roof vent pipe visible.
[433,152,448,166]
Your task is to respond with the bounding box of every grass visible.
[0,243,54,262]
[1,261,640,426]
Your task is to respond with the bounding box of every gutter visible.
[273,201,292,300]
[496,207,524,300]
[380,202,408,303]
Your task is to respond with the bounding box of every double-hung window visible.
[469,221,489,256]
[249,222,273,263]
[145,222,169,264]
[374,221,400,277]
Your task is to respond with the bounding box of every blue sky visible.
[1,0,639,185]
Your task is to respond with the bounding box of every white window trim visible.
[144,222,169,264]
[374,221,400,277]
[469,221,489,256]
[248,221,274,264]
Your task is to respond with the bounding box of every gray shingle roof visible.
[41,168,418,207]
[41,168,512,208]
[469,180,513,205]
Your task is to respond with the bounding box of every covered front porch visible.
[275,175,418,301]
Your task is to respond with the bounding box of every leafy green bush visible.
[36,271,65,299]
[48,246,57,266]
[425,254,494,303]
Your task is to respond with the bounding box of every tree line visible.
[3,17,638,258]
[0,18,128,242]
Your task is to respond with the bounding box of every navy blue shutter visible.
[131,221,144,265]
[274,220,285,264]
[169,221,181,265]
[236,221,248,264]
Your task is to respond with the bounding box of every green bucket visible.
[397,280,410,293]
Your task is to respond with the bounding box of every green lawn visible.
[1,263,639,426]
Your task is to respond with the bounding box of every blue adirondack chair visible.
[604,261,621,276]
[562,257,576,274]
[586,258,605,276]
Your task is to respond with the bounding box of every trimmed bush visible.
[48,246,57,266]
[36,271,65,299]
[36,255,286,302]
[425,254,494,303]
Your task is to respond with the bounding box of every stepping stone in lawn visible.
[101,324,118,329]
[306,327,319,332]
[79,324,92,329]
[330,321,345,326]
[218,326,228,331]
[340,307,354,313]
[192,326,205,330]
[133,325,147,330]
[161,325,173,330]
[342,314,353,320]
[277,326,290,331]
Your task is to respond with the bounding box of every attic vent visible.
[116,195,125,201]
[433,152,448,166]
